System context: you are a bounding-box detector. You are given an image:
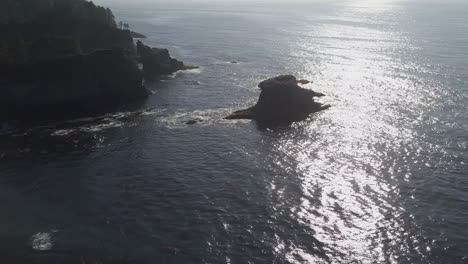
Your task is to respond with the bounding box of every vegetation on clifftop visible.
[0,0,134,63]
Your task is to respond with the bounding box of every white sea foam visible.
[31,232,54,251]
[50,109,162,136]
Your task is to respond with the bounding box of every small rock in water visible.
[182,65,200,70]
[185,118,204,125]
[297,79,311,85]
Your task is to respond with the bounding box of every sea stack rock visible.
[226,75,328,123]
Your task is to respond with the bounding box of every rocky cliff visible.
[0,0,188,121]
[136,40,185,77]
[0,49,147,121]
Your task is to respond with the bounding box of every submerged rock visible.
[182,65,200,70]
[226,75,328,123]
[0,49,148,121]
[185,118,204,125]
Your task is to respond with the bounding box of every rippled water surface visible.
[1,1,468,263]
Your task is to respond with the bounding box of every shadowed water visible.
[0,0,467,263]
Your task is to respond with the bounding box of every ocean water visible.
[1,0,468,263]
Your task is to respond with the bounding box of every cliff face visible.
[0,49,148,121]
[0,0,188,121]
[136,40,184,77]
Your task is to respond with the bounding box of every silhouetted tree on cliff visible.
[0,0,136,62]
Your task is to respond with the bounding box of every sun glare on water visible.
[269,0,440,262]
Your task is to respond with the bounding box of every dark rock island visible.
[0,0,190,121]
[226,75,329,124]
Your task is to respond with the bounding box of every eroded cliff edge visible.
[0,0,188,121]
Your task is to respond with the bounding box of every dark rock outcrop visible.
[0,49,147,121]
[182,65,200,70]
[297,79,311,85]
[226,75,328,123]
[130,31,147,39]
[136,40,185,77]
[0,0,190,122]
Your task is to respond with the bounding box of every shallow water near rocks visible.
[1,1,468,263]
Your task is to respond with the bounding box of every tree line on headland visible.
[0,0,129,63]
